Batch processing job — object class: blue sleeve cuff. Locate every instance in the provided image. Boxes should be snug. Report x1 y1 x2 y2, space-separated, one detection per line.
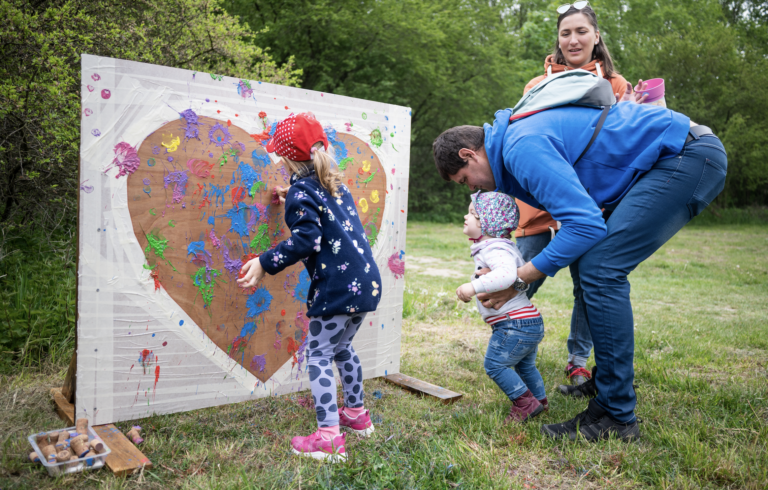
531 253 559 278
259 250 283 275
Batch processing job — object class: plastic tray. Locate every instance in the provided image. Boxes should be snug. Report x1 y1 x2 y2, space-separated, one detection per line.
28 426 111 476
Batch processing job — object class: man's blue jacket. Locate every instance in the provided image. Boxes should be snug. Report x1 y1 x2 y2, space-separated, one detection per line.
485 103 690 276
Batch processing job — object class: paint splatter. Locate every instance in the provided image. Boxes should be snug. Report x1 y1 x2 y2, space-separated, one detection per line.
187 158 214 178
251 149 271 168
92 73 101 81
324 127 348 160
145 232 169 259
236 162 263 195
179 109 200 140
191 266 222 306
101 89 111 99
84 108 93 116
294 270 311 303
80 180 94 193
87 85 94 92
209 122 233 148
228 335 248 357
209 229 221 249
246 286 273 317
162 134 181 152
150 269 162 291
250 223 271 253
237 80 253 98
138 349 155 374
388 250 405 279
91 129 101 137
250 354 266 372
103 142 141 178
163 170 189 203
222 247 243 274
370 129 383 148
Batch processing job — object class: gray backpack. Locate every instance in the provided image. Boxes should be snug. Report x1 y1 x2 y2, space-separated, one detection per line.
510 69 616 163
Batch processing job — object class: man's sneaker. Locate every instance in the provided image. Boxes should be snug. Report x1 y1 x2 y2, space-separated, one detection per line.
558 366 598 398
541 399 640 442
505 389 545 424
339 407 375 437
565 363 592 385
290 431 347 462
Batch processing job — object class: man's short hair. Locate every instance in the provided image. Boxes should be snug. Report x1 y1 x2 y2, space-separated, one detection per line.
433 125 485 181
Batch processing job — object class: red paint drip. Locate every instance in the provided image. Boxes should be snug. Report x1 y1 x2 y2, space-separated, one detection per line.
153 365 160 392
150 270 161 291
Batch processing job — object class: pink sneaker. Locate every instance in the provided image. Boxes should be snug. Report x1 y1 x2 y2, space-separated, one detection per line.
339 407 376 437
290 431 347 462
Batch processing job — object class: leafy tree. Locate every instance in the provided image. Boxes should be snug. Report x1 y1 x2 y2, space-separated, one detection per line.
0 0 301 239
224 0 546 220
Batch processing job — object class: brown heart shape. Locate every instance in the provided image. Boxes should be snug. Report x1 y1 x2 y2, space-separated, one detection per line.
126 114 386 382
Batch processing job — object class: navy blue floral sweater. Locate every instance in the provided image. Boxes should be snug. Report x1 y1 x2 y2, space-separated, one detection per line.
259 171 382 317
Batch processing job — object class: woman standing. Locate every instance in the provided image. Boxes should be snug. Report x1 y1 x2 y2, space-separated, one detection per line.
514 2 647 392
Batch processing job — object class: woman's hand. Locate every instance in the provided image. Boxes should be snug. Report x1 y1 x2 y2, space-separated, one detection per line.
616 80 649 104
274 185 290 204
456 283 476 303
237 257 266 288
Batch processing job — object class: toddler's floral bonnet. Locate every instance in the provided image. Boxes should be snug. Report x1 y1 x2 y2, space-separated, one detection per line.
470 191 519 239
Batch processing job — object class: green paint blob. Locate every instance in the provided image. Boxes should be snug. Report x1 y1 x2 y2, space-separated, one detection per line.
338 157 354 171
149 208 156 216
249 180 265 197
362 112 368 120
147 158 156 167
168 220 176 228
250 223 271 253
142 263 157 270
362 170 378 185
191 266 223 307
370 129 383 148
145 232 169 260
366 207 381 247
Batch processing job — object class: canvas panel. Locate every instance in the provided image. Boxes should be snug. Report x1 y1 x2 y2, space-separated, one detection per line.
77 55 410 425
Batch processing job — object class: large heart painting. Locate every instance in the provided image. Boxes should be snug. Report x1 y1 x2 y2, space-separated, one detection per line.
125 114 386 382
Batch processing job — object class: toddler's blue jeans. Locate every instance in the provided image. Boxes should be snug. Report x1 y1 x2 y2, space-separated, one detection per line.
483 317 546 401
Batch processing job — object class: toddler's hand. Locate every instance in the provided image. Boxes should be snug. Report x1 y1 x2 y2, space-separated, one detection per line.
456 283 476 303
237 257 266 288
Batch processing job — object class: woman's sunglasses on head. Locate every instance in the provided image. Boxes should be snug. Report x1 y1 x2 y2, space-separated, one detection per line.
557 1 589 14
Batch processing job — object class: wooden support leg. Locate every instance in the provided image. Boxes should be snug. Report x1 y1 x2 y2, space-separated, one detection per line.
61 350 77 403
384 373 463 404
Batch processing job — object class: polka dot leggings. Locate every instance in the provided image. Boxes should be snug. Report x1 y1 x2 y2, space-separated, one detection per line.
306 313 367 427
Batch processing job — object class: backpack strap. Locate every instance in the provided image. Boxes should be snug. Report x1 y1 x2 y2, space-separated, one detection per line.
574 105 610 166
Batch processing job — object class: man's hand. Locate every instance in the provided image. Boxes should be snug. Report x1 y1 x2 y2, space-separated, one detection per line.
474 262 546 309
616 80 649 104
237 257 266 288
456 283 475 303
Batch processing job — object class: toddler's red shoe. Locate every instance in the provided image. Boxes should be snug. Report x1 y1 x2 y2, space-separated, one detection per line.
505 389 544 424
290 430 347 462
339 407 375 437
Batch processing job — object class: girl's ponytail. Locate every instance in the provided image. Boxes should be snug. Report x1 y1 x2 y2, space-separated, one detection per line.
310 145 343 197
281 143 344 197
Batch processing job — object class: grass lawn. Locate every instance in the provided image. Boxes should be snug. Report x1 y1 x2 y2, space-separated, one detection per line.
1 222 766 489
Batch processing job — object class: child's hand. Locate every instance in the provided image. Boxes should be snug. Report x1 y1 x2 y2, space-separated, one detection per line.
456 283 476 303
274 185 290 203
237 257 266 288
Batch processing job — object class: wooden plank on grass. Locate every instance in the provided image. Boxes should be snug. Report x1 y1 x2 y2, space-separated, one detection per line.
93 424 153 476
50 387 75 425
384 373 463 404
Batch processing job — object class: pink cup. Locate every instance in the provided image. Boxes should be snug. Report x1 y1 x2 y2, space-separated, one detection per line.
641 78 665 103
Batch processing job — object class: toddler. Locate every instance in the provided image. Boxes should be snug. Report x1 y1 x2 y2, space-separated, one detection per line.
456 191 548 423
239 113 381 462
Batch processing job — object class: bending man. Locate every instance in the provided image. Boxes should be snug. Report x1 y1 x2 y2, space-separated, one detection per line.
433 102 726 441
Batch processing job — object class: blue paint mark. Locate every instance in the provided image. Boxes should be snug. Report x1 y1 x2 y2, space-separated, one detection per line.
325 127 348 160
187 241 208 257
236 162 262 191
246 286 273 317
224 205 250 237
251 149 271 168
294 270 311 303
208 183 229 207
179 320 184 326
240 321 257 338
